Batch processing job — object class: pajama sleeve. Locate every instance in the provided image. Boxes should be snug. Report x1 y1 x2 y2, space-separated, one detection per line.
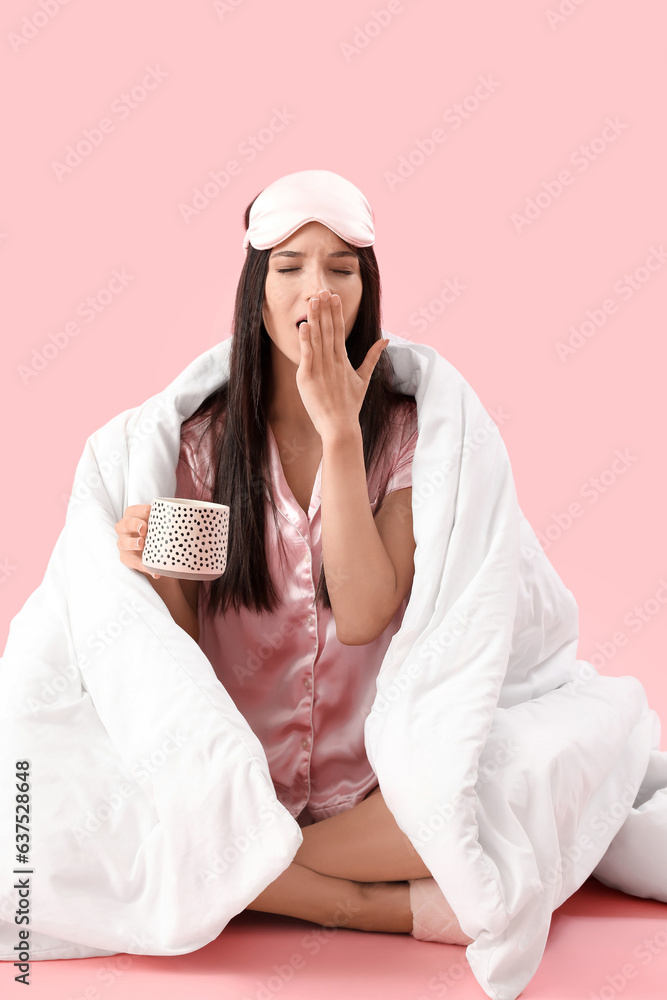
384 400 419 497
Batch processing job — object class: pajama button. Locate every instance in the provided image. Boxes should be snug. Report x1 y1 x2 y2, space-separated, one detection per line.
304 677 312 690
307 615 314 626
301 737 310 750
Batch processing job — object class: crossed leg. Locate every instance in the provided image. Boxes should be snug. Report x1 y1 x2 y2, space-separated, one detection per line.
293 784 432 882
245 785 432 932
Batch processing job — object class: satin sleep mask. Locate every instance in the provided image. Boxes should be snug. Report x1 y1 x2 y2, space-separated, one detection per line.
243 169 375 252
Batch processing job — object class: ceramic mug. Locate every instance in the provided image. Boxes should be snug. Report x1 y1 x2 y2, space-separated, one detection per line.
141 497 229 581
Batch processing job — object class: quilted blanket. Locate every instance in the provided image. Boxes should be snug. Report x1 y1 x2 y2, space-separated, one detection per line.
1 332 665 1000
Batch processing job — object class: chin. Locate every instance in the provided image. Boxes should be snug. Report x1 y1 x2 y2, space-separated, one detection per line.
276 338 302 367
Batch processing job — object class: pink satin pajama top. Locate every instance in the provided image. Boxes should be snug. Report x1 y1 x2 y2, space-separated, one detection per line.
175 398 419 826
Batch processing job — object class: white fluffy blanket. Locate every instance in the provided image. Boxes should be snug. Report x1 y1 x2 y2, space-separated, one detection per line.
1 333 665 1000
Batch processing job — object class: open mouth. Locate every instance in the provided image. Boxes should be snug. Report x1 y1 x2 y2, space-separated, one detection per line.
295 316 307 329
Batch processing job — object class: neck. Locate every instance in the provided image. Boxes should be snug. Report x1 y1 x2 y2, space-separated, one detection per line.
266 341 318 434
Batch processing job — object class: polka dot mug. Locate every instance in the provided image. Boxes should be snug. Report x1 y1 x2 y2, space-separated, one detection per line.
141 497 229 581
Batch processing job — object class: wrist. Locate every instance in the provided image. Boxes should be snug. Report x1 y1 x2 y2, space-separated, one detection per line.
147 574 199 642
320 422 362 450
148 573 182 596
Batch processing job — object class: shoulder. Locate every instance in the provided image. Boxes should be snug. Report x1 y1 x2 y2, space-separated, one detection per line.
387 396 418 446
180 406 223 454
177 408 225 501
367 396 418 498
177 409 223 496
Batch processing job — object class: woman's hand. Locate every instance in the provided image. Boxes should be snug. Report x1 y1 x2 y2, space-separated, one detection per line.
114 504 161 579
295 289 388 440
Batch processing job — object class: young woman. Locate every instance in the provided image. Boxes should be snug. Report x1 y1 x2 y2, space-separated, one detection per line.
114 170 471 944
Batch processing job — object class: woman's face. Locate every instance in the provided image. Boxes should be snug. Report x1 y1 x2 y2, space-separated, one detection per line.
261 221 363 367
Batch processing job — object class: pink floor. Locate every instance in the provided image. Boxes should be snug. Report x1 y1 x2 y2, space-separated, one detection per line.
5 878 667 1000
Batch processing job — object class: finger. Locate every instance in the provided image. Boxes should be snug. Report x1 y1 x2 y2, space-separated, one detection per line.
298 321 312 375
115 514 149 538
117 539 160 578
124 504 152 518
133 555 160 580
356 340 388 383
307 295 322 369
116 506 151 532
330 293 345 357
117 532 146 552
318 292 335 359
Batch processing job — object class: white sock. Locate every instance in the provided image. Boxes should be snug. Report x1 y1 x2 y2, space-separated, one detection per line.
408 877 473 945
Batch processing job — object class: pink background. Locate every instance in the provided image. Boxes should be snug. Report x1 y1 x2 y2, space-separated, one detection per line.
2 5 666 713
2 0 665 726
1 3 667 998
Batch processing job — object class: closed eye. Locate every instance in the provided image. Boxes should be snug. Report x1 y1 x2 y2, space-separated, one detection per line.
276 268 354 275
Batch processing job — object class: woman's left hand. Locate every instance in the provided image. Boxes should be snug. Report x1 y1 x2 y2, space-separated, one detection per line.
295 289 388 440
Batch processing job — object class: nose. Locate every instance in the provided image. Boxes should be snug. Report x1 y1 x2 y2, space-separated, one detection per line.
305 264 332 300
306 285 331 307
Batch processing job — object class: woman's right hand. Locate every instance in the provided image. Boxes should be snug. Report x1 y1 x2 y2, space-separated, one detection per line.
115 504 161 579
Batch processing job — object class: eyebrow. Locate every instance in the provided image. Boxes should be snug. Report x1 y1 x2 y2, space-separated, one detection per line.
269 249 359 259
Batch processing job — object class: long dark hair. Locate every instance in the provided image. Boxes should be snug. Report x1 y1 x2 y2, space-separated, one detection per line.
186 195 415 619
